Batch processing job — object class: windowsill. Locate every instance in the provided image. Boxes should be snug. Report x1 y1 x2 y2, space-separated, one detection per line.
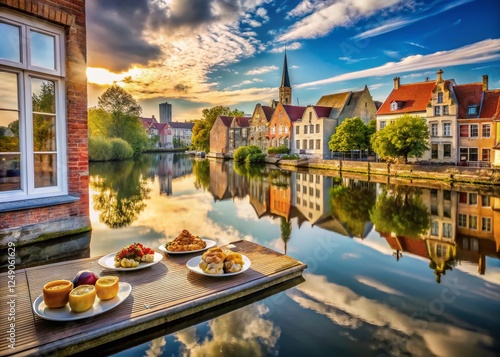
0 195 80 213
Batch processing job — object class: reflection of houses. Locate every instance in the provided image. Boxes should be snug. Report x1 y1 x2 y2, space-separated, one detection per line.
249 173 270 218
208 160 231 201
293 172 333 225
1 1 91 245
422 188 456 241
155 154 193 196
269 171 292 220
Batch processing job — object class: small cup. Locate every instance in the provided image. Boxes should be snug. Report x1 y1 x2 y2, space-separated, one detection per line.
42 280 74 308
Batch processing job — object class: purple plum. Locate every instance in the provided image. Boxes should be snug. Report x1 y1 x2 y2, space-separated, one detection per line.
72 270 99 287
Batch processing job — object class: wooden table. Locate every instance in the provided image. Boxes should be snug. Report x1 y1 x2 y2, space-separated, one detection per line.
0 240 307 356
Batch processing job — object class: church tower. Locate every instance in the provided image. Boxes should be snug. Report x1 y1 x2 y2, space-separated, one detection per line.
279 51 292 105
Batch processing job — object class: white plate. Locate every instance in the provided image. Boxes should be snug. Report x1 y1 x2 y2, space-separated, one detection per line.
33 282 132 321
186 254 251 277
98 251 163 271
159 239 217 255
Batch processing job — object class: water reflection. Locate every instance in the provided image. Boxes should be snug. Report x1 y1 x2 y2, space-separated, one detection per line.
86 153 500 356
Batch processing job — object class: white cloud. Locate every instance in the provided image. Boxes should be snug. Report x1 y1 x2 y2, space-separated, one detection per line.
245 65 279 75
270 42 302 53
339 56 377 64
297 39 500 89
406 41 425 49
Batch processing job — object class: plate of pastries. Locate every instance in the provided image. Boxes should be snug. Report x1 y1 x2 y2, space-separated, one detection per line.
186 247 251 277
160 229 216 254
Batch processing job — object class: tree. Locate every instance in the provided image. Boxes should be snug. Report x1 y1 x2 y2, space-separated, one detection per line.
328 117 369 152
93 85 148 154
371 114 429 163
191 105 244 152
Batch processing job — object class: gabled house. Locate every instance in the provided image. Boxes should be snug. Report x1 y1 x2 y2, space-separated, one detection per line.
267 103 306 150
248 104 274 152
455 76 499 167
168 121 194 148
140 116 168 147
210 115 234 156
1 1 90 246
229 116 250 153
377 75 438 162
292 105 335 159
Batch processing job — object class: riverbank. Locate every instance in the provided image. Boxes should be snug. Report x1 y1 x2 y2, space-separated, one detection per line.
272 158 500 186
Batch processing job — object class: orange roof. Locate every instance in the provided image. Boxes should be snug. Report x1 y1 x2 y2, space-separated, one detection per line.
377 81 435 115
480 90 500 119
454 83 483 118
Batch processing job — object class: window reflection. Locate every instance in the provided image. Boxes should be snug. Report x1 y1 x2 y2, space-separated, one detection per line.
30 30 55 70
0 154 21 191
34 153 57 188
0 22 20 62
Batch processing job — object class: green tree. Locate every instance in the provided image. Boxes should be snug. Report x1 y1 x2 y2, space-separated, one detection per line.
328 117 369 152
371 114 429 163
95 85 148 154
366 119 376 150
88 107 111 138
191 105 244 152
369 185 430 238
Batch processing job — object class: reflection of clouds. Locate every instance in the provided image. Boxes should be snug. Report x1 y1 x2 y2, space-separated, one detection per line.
144 337 166 357
341 252 360 259
174 304 280 357
355 276 405 296
454 262 500 287
233 197 260 221
289 273 496 357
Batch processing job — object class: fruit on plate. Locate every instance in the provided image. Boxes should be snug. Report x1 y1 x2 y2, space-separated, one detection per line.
199 248 226 274
72 270 99 287
42 280 74 308
114 242 155 268
224 252 245 273
167 229 207 252
95 276 120 300
69 285 97 312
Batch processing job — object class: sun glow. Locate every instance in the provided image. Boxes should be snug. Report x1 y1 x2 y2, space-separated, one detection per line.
86 67 144 86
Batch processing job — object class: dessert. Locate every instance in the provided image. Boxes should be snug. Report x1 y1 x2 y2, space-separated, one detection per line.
198 248 226 274
43 280 73 308
69 285 96 312
224 252 244 273
95 276 120 300
114 242 155 268
167 229 207 252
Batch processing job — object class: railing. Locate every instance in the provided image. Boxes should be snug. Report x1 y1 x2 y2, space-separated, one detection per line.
462 161 491 168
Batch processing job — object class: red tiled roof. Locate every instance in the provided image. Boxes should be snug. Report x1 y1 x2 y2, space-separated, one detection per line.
218 115 234 127
283 105 306 122
398 236 428 259
234 116 250 127
453 83 483 118
314 106 333 118
480 90 500 119
377 81 435 115
262 106 274 121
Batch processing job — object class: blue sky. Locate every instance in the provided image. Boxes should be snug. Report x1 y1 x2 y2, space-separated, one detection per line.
86 0 500 121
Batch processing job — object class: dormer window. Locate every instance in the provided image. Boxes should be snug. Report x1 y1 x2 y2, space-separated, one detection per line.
437 92 443 103
390 101 398 111
467 105 478 116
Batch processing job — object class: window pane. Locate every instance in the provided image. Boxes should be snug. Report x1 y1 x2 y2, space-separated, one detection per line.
30 30 56 70
0 154 21 191
32 78 55 113
0 71 20 153
0 22 21 62
33 114 56 151
34 153 57 187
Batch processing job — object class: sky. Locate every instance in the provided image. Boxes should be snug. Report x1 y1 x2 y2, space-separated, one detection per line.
85 0 500 122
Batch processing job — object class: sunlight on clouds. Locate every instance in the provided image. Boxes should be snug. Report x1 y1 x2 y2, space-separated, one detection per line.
289 273 496 357
86 67 145 86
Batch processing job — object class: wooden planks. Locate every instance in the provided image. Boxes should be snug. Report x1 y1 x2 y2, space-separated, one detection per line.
0 240 307 356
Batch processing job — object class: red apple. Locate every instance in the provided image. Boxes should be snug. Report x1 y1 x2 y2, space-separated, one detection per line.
72 270 99 287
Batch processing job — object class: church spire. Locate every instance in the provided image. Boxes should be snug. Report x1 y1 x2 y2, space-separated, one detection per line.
279 51 292 105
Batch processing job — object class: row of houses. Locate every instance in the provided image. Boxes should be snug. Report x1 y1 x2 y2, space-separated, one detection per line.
140 115 194 149
208 54 500 167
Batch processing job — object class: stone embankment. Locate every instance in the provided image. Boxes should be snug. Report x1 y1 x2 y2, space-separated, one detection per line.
274 158 500 188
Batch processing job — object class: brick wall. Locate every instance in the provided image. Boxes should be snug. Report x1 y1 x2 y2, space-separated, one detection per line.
0 0 89 233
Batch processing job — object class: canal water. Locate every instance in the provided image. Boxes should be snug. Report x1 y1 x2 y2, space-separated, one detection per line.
85 153 500 357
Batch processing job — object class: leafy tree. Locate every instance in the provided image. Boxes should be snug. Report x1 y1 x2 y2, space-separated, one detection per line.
366 119 376 150
94 85 148 154
88 107 111 138
191 105 244 152
329 117 369 152
369 185 430 238
371 114 429 163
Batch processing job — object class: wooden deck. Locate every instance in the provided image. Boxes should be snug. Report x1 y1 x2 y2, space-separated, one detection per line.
0 240 307 356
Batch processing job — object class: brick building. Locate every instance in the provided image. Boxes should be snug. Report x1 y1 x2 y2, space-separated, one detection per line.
0 1 90 248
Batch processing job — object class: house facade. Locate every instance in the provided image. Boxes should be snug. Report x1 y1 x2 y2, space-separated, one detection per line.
209 115 234 155
0 1 90 246
248 104 274 152
168 121 194 148
228 116 250 153
267 103 306 150
292 105 334 159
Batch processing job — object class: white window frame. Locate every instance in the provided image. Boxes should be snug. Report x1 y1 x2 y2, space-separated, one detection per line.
0 11 67 203
443 122 451 136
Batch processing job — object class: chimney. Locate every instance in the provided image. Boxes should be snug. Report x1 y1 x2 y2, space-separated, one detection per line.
436 69 443 83
393 76 400 89
482 75 488 91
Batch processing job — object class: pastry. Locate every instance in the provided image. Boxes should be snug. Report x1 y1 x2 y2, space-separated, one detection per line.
224 252 244 273
198 248 226 274
167 229 207 252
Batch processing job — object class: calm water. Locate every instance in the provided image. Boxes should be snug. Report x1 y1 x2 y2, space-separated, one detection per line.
86 153 500 357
